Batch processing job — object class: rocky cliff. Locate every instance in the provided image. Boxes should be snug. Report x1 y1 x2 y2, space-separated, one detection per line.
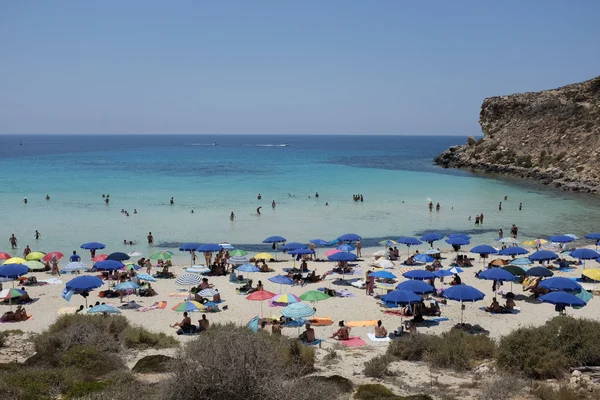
435 76 600 193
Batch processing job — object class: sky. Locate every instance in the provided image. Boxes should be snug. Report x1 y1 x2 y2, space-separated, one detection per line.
1 1 599 135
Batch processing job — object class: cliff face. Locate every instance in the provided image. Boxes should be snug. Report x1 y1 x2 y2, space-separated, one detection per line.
435 76 600 193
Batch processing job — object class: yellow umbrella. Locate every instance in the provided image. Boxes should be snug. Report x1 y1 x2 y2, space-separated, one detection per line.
5 257 26 264
254 252 274 260
582 269 600 281
523 239 548 246
26 252 45 261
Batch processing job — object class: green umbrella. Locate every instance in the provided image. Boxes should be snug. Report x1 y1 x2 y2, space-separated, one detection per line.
24 260 46 271
229 249 248 257
149 252 172 260
502 265 527 276
299 290 330 302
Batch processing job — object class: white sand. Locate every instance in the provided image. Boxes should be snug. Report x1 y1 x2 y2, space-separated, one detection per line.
1 245 597 345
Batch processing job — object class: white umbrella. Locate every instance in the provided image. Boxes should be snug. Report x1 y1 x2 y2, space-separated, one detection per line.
63 262 91 272
197 288 219 297
219 243 234 250
425 249 441 255
175 273 202 286
498 237 520 245
228 256 249 265
375 259 394 269
186 265 210 274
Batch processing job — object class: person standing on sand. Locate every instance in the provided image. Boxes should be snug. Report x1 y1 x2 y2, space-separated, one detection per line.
34 230 40 240
356 239 362 257
147 232 154 245
230 212 235 221
9 234 17 249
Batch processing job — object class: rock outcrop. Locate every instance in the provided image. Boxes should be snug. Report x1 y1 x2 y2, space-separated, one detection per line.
435 76 600 193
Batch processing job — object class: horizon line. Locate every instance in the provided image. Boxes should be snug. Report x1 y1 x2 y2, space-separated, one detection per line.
0 132 480 136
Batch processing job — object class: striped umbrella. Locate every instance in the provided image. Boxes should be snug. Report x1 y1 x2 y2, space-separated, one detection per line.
186 265 210 274
0 288 26 311
229 249 248 257
136 273 156 282
172 301 204 313
63 262 90 272
197 288 219 297
272 293 301 304
175 273 202 286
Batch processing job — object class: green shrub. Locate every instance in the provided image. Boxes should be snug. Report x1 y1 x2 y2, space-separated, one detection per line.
64 380 110 399
387 333 435 361
311 375 353 393
0 331 8 347
123 326 178 349
355 384 399 399
363 354 395 378
532 383 589 400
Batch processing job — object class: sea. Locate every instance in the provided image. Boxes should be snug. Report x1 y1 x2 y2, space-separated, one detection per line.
1 134 599 262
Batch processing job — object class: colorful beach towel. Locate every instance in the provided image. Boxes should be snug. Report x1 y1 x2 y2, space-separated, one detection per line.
339 337 367 347
308 317 333 326
137 301 167 312
347 320 378 327
169 293 191 298
367 333 391 342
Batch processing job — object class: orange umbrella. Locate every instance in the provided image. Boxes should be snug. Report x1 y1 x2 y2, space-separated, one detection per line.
92 254 108 262
0 252 10 260
246 290 276 317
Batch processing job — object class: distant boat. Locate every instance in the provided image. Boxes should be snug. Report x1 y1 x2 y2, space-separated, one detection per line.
20 141 22 146
283 143 289 147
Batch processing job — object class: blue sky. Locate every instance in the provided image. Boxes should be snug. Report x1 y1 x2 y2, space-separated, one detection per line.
1 1 598 135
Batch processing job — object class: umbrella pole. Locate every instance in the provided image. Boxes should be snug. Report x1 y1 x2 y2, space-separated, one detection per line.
460 301 464 324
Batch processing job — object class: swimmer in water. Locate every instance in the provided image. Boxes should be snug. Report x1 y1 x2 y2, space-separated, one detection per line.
257 193 262 200
23 197 28 204
170 197 174 205
230 212 236 221
134 209 137 214
35 230 40 240
272 200 276 208
105 197 109 204
325 202 329 206
315 192 319 198
257 206 262 215
45 194 50 200
191 210 194 213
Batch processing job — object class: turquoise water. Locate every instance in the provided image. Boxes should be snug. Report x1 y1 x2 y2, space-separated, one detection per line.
1 134 599 260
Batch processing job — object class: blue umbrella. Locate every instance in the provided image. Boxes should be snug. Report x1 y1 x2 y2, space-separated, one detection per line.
269 275 294 285
106 252 130 261
179 242 202 251
445 237 470 246
263 236 287 243
529 250 558 262
337 233 362 242
136 273 156 282
246 316 259 332
66 276 103 291
539 291 586 308
539 277 582 292
63 262 90 272
449 234 471 241
477 268 516 282
585 233 600 240
498 247 529 256
397 237 423 246
281 302 315 319
94 260 125 271
196 243 222 252
288 248 315 258
382 290 422 305
570 248 600 260
510 257 533 266
395 280 434 294
115 281 141 291
282 242 306 251
470 245 499 255
237 263 261 273
402 270 436 280
434 269 454 278
336 244 355 252
414 254 435 263
0 264 30 279
327 252 357 262
420 233 444 243
88 304 121 314
443 284 485 323
370 270 397 279
80 242 106 250
548 235 575 243
525 266 554 277
309 239 328 245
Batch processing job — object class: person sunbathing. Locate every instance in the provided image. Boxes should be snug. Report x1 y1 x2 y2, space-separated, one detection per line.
199 278 212 290
405 256 415 265
450 274 461 286
485 297 503 313
171 312 195 335
424 301 441 316
198 314 210 332
504 297 516 311
299 323 316 342
432 259 442 268
330 321 351 340
374 320 388 338
15 305 27 321
271 320 282 335
238 280 254 293
260 261 269 272
463 257 473 267
139 283 156 297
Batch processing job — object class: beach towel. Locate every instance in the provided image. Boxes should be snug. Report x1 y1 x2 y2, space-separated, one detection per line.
302 339 323 346
308 317 333 326
368 333 391 342
169 293 191 298
480 306 521 314
339 337 367 347
383 310 408 316
40 278 63 285
429 317 450 322
137 301 167 312
347 320 378 327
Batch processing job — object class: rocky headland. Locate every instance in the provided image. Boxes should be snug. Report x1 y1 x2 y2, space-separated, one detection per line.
435 76 600 193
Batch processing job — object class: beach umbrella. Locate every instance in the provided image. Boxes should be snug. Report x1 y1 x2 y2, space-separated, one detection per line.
510 257 533 266
402 270 436 281
414 254 435 263
425 249 441 255
229 249 248 257
525 266 554 277
327 252 357 262
0 252 10 260
136 273 156 282
445 237 470 246
498 237 521 245
219 243 234 250
434 269 454 278
300 290 330 302
539 292 586 309
324 249 341 257
382 290 422 305
121 263 141 272
449 267 463 274
478 268 516 282
81 242 105 250
268 275 294 292
88 304 121 314
336 244 355 252
281 302 315 319
498 247 529 256
172 301 204 313
107 252 130 261
246 316 259 332
0 288 26 300
228 256 249 265
375 259 394 269
66 276 103 291
379 239 398 246
310 239 329 245
24 261 45 271
186 265 210 274
115 281 140 291
548 235 575 243
529 250 558 262
397 237 423 246
585 233 600 240
395 280 434 294
247 290 276 317
337 233 361 242
63 262 91 272
197 288 219 297
288 248 315 256
25 252 45 261
420 233 444 245
443 284 485 323
370 270 397 279
149 251 172 260
282 242 306 251
583 269 600 281
263 236 287 243
0 264 30 283
127 251 143 257
175 273 202 286
470 245 499 255
196 243 223 252
489 259 509 267
42 252 64 262
272 293 301 304
540 277 582 292
254 252 274 260
502 265 527 276
92 254 108 262
237 263 261 273
94 260 125 271
4 257 26 264
179 242 201 251
570 248 600 260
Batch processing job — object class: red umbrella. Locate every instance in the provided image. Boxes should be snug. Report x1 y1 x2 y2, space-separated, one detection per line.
42 252 64 262
246 290 276 317
0 252 11 260
92 254 108 262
